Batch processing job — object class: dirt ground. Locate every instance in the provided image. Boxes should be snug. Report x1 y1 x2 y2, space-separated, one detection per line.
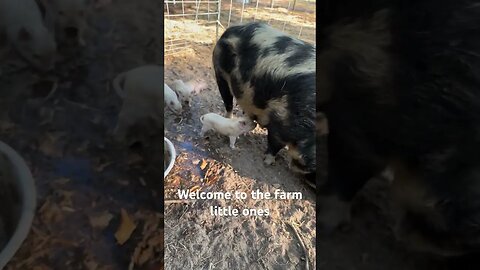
1 0 163 269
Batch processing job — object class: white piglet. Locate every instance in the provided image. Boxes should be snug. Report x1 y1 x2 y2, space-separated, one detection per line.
172 79 207 105
112 65 166 141
200 113 256 149
164 83 182 114
0 0 57 70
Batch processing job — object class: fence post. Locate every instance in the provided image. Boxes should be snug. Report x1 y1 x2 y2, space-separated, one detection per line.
228 0 233 27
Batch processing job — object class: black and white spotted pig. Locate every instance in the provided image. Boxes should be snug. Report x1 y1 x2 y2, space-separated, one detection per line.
212 22 316 183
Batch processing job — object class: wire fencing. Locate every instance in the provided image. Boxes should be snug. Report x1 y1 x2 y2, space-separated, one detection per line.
164 0 316 56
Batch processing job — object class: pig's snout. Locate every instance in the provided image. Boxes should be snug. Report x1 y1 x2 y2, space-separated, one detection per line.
171 103 183 114
64 27 79 39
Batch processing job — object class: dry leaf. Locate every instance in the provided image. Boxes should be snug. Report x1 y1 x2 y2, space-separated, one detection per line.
38 132 65 158
190 185 201 193
200 159 207 170
115 209 137 245
89 211 114 229
39 198 63 224
130 212 163 268
169 174 181 187
58 190 74 208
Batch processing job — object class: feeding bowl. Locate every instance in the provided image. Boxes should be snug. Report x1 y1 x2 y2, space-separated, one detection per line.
164 137 176 179
0 141 36 269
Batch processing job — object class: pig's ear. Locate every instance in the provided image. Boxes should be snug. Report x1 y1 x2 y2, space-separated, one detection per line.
17 28 32 42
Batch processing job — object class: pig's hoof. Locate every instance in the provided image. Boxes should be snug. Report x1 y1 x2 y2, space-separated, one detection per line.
263 154 276 165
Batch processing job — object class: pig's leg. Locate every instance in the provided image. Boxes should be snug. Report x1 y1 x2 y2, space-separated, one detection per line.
229 136 237 149
200 124 209 137
264 130 285 165
215 71 234 118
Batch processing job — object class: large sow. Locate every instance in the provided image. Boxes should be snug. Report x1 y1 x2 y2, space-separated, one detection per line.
212 22 316 183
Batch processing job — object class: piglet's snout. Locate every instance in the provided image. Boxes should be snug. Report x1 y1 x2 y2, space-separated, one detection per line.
237 118 256 134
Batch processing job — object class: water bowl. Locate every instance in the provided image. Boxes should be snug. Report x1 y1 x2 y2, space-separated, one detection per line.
164 137 176 179
0 141 36 269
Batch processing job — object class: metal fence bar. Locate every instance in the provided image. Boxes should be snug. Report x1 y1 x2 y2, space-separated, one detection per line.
227 0 233 27
164 0 316 56
167 12 219 17
195 0 201 21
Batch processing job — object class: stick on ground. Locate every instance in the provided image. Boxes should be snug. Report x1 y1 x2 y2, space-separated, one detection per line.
286 221 310 270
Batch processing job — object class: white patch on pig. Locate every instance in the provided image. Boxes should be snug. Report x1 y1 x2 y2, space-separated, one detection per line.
199 113 256 149
112 65 165 141
251 26 315 80
0 0 57 70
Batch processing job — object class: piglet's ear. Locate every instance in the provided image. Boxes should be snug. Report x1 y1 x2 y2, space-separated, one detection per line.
17 27 31 42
